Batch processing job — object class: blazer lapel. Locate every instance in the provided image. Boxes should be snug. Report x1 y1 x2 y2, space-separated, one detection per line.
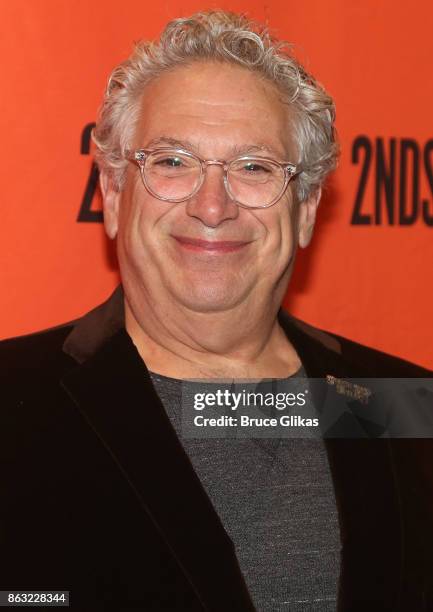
61 327 255 611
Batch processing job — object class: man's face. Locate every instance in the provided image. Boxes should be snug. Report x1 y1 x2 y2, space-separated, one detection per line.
103 62 319 315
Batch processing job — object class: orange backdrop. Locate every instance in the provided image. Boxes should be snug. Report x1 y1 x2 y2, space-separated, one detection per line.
1 0 432 368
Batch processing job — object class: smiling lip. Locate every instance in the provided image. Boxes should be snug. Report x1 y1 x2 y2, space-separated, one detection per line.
172 235 251 253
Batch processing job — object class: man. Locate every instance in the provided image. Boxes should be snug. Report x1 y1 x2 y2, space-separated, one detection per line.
1 10 432 612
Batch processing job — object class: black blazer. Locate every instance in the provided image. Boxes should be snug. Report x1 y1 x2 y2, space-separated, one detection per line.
1 287 432 611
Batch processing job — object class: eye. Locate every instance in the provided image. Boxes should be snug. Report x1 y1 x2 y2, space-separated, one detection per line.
229 158 279 186
155 156 184 168
149 152 197 173
242 162 271 174
230 159 275 176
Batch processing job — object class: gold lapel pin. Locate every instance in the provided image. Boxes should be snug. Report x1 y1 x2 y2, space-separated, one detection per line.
326 375 372 405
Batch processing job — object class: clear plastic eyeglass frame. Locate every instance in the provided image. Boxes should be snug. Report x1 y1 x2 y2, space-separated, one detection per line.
124 147 299 209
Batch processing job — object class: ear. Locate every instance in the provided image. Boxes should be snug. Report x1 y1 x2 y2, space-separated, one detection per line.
99 171 121 239
297 187 322 248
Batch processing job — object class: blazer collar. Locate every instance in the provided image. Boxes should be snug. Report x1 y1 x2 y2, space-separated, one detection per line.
62 285 345 376
62 285 125 365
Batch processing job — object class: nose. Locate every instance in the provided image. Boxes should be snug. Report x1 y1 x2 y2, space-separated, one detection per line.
185 164 239 227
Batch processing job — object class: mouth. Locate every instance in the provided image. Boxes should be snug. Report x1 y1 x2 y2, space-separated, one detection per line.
172 235 252 253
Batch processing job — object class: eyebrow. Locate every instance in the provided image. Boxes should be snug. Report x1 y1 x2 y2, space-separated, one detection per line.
143 136 286 159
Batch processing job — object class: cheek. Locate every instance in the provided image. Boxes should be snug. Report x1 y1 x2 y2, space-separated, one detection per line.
118 177 140 228
119 177 154 237
117 187 150 262
258 200 297 264
119 193 182 272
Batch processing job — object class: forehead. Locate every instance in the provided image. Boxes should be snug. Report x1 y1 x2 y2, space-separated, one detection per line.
133 61 294 158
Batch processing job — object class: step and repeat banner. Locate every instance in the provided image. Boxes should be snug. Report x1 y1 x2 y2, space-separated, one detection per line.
1 0 432 368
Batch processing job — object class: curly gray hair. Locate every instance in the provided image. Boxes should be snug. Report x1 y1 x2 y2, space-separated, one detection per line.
92 10 338 202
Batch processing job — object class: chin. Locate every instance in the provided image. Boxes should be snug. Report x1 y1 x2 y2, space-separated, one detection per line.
171 282 248 313
163 266 253 312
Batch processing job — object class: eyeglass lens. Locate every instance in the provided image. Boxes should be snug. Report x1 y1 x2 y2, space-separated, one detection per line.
143 150 286 207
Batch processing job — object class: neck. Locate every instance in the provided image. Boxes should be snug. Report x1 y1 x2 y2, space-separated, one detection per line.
124 290 300 380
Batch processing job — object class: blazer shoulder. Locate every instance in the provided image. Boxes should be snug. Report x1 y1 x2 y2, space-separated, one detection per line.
285 313 432 377
0 322 77 389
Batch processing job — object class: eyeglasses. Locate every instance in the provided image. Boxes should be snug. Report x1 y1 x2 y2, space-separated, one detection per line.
125 147 299 209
